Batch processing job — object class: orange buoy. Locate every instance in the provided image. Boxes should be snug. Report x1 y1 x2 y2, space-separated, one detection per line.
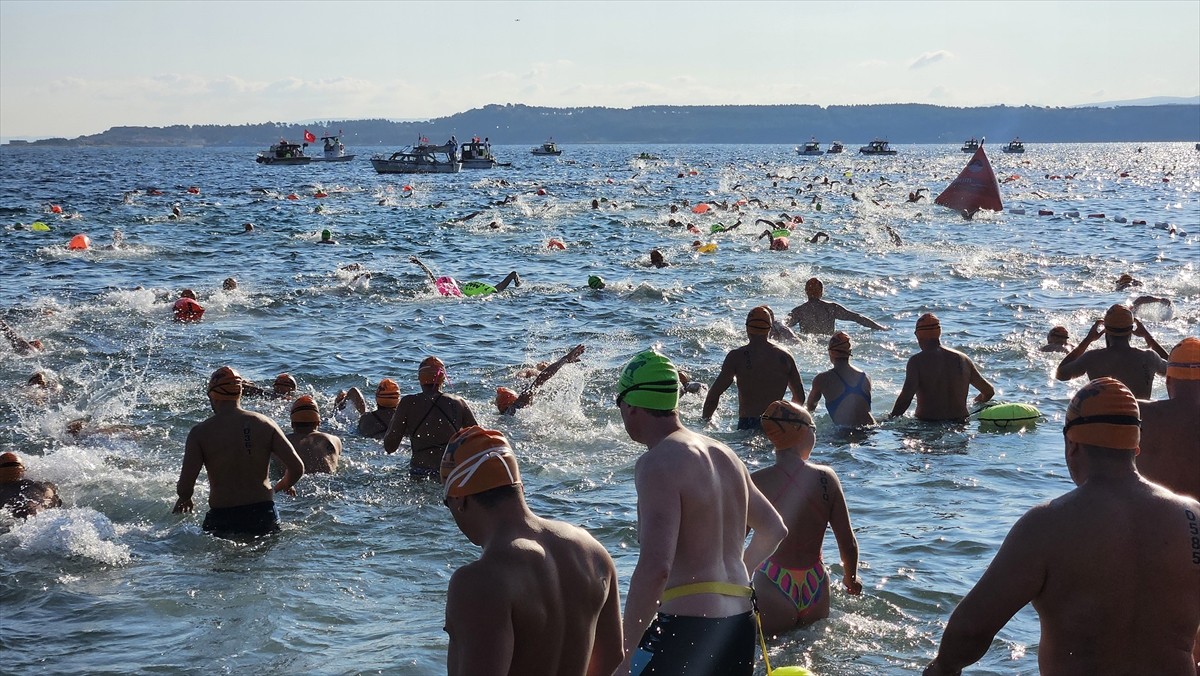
606 178 614 184
50 204 63 214
547 238 566 250
536 188 547 196
402 185 413 191
67 233 90 250
314 191 328 198
187 186 200 194
691 203 711 214
688 170 699 176
172 297 205 323
287 193 300 200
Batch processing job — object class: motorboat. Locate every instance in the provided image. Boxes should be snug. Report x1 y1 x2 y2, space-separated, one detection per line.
827 141 844 154
255 140 311 165
961 137 981 153
796 138 823 156
370 143 461 174
310 134 355 162
1002 138 1026 154
859 139 897 155
531 139 562 156
459 138 498 169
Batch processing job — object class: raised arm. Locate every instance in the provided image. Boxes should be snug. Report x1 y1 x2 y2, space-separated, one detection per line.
514 344 585 409
833 302 888 330
1133 320 1170 362
409 256 436 283
1056 321 1103 381
335 387 368 415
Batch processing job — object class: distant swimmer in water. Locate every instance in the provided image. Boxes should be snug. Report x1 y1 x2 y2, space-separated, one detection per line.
1131 295 1174 322
243 372 298 400
410 256 521 298
806 332 876 427
889 314 994 422
907 188 928 202
335 378 400 439
440 426 623 676
757 229 790 251
382 357 478 481
1136 337 1200 504
1054 304 1168 399
172 289 205 323
752 401 862 633
1040 325 1071 353
0 452 63 519
317 229 337 245
495 344 585 415
222 277 238 291
786 278 889 336
702 306 806 430
1115 273 1142 290
243 223 254 233
1 318 43 354
286 396 342 474
649 248 670 268
172 367 304 539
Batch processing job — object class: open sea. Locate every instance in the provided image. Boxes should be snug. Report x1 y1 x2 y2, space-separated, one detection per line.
0 141 1197 675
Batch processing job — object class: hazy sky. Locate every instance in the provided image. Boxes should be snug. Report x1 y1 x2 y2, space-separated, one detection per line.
2 0 1197 138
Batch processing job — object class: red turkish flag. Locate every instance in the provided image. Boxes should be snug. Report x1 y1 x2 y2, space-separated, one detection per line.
304 130 316 143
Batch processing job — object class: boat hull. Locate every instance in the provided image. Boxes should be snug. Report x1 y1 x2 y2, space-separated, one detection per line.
461 158 497 169
531 150 561 156
1002 148 1025 154
859 150 897 155
256 155 311 165
370 159 461 174
310 155 356 163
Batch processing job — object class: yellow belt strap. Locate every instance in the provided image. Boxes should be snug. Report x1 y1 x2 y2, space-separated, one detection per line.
661 582 753 603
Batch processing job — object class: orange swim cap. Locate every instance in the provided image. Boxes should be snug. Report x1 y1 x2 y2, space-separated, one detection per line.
441 426 522 498
418 357 446 386
1049 326 1069 339
207 366 243 401
290 395 321 424
0 451 25 483
1166 337 1200 381
274 373 297 392
1064 377 1140 450
746 306 773 336
760 400 814 451
495 386 518 413
915 313 941 338
1103 304 1134 336
805 277 823 299
828 332 852 357
376 378 400 407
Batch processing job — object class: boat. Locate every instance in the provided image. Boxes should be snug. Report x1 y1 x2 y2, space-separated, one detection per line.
827 141 844 154
796 138 823 156
310 134 355 163
531 139 562 156
961 137 981 153
635 152 661 161
859 139 897 155
255 140 311 165
1002 138 1026 154
370 143 461 174
934 144 1002 219
459 138 498 169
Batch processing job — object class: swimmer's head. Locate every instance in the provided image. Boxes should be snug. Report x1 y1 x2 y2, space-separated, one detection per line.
376 378 400 407
828 332 852 358
1166 337 1200 381
0 451 25 483
418 357 446 387
1048 326 1069 343
760 400 815 452
915 313 941 340
273 373 297 394
1064 377 1140 451
27 372 47 387
243 223 254 232
1103 304 1134 337
441 426 522 499
28 339 43 351
207 366 243 401
222 277 238 291
587 275 605 290
805 277 824 300
290 395 321 425
180 288 197 300
617 350 679 411
321 229 332 241
746 306 773 336
495 386 518 413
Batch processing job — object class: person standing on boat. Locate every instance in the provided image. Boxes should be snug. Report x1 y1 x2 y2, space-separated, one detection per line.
382 357 477 480
1054 303 1168 400
786 278 889 336
702 306 806 431
889 314 994 422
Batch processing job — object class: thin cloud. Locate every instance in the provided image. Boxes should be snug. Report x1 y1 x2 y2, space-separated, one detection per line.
910 51 954 70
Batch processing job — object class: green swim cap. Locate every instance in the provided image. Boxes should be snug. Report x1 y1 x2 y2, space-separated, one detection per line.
588 275 605 290
321 229 332 240
617 350 679 410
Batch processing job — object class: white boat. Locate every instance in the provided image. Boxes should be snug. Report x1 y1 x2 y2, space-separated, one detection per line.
961 137 981 153
531 139 561 156
826 141 844 154
796 138 823 156
859 139 897 155
255 140 311 165
1002 138 1026 154
370 143 461 174
459 139 498 169
310 134 356 163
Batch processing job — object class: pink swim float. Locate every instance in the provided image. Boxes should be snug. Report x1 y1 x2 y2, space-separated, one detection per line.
434 276 463 297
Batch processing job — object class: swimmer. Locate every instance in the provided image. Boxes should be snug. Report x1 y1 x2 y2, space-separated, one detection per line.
757 229 790 251
286 396 342 474
1132 295 1174 322
172 367 304 538
495 344 585 415
317 229 337 245
702 306 806 430
410 256 521 296
786 278 889 335
649 249 669 268
441 426 622 675
1115 273 1142 290
906 188 928 203
1055 304 1168 399
172 289 205 323
382 357 478 480
222 277 238 291
0 451 62 518
806 332 876 427
243 372 298 400
889 314 994 422
1040 326 1071 353
807 231 830 243
335 378 400 439
1136 337 1200 501
243 223 254 233
1 318 43 354
752 401 861 633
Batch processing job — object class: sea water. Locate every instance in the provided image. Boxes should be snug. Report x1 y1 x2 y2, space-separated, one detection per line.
0 142 1196 675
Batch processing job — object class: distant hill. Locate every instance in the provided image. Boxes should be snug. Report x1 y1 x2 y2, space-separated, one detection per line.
1076 96 1200 108
8 102 1199 147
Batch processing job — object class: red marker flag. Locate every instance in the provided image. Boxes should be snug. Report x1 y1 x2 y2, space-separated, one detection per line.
935 145 1002 219
304 130 316 143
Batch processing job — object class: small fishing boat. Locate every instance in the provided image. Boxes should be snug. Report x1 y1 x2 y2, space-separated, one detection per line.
531 139 562 156
961 137 981 153
255 140 311 165
635 152 661 161
459 138 498 169
796 138 823 156
1002 138 1026 154
859 139 897 155
370 143 461 174
310 134 355 163
826 141 844 154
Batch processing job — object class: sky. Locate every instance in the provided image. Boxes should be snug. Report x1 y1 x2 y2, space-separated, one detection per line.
1 0 1197 139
